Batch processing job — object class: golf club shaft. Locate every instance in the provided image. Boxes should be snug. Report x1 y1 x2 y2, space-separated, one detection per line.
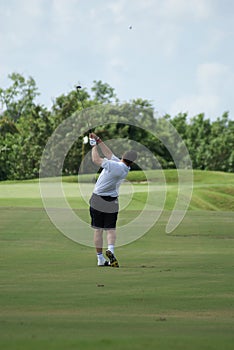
76 86 92 133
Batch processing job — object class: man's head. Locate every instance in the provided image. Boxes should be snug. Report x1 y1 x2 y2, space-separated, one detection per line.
122 150 138 166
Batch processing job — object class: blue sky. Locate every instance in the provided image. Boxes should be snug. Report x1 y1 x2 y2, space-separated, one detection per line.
0 0 234 119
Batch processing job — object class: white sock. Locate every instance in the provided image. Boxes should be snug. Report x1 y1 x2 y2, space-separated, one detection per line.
97 253 104 260
108 245 114 254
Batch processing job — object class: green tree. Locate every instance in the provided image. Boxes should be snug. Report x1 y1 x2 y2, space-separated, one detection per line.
0 72 53 180
170 113 188 140
91 80 118 104
1 72 233 180
2 105 53 180
205 112 234 172
0 117 19 135
186 114 211 170
0 72 39 122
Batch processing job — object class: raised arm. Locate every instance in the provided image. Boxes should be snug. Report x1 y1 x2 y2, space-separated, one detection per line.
91 145 104 167
90 133 113 160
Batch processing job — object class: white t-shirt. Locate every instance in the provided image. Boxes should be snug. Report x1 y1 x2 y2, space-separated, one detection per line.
93 154 130 197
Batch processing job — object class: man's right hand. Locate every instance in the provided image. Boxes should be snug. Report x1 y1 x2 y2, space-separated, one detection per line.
89 133 102 145
89 138 97 147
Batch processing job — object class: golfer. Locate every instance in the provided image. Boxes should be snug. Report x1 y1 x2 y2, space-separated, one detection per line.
89 133 137 267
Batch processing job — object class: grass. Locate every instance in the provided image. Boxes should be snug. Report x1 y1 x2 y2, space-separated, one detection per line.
0 170 234 350
0 170 233 211
66 169 234 184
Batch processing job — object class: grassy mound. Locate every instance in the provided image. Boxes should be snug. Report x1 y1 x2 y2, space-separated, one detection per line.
67 169 234 184
0 170 233 211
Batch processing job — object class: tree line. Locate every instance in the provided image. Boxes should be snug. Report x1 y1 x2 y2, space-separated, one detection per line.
0 73 233 180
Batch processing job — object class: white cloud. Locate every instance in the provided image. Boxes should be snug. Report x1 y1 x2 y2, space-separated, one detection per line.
107 0 127 23
107 0 213 22
106 58 128 88
51 0 80 24
159 0 213 21
197 62 230 94
21 0 45 17
0 0 50 51
170 94 220 118
0 0 233 120
170 62 234 117
201 27 228 56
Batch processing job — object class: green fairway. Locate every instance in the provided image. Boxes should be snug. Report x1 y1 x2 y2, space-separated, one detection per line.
0 170 234 350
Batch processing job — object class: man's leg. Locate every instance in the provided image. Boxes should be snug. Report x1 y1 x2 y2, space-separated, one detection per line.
106 229 119 267
94 229 109 266
106 229 116 254
94 228 103 254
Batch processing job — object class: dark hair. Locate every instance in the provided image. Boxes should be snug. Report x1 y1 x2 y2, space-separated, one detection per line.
122 150 137 165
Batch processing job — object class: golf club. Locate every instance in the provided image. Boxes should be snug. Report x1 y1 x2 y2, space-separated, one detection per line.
76 85 92 133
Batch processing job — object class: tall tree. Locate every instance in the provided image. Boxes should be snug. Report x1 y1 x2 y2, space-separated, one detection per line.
186 114 211 170
91 80 118 104
206 112 234 172
0 72 39 122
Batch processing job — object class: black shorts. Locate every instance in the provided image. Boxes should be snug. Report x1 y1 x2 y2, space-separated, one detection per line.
89 193 119 230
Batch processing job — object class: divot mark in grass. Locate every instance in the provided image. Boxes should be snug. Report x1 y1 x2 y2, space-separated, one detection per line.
157 317 167 322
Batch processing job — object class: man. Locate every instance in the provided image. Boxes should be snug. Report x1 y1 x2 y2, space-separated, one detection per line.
89 132 137 267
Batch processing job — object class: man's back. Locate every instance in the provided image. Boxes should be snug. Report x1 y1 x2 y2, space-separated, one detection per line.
93 155 129 197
